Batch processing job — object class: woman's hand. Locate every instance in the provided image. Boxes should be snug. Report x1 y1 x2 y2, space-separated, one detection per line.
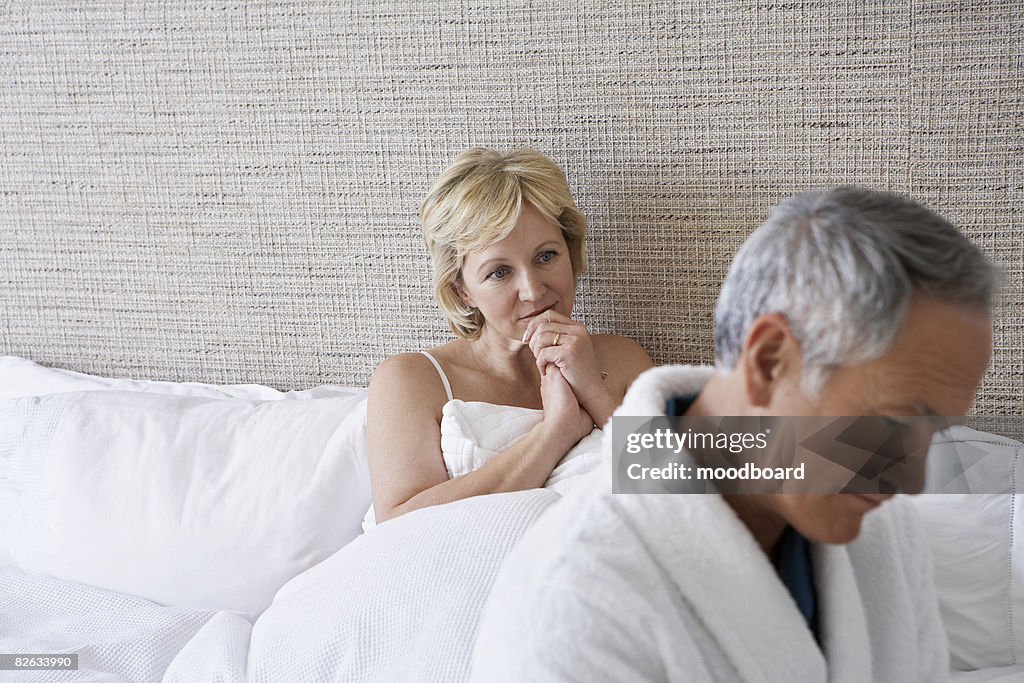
539 363 595 449
524 311 615 420
524 310 601 388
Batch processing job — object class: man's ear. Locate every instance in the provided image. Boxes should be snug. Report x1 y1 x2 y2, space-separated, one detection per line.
740 313 801 407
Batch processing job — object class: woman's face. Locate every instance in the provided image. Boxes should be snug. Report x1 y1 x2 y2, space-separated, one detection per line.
458 202 576 342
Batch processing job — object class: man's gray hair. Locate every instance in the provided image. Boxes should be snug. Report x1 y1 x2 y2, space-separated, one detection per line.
714 186 997 394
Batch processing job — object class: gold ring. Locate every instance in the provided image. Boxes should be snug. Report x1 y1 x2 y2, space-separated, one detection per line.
552 332 561 346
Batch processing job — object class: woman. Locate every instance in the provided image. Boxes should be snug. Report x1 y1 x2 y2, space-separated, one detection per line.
367 148 653 524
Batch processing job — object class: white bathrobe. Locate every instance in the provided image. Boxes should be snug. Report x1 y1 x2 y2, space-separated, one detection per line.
470 365 949 683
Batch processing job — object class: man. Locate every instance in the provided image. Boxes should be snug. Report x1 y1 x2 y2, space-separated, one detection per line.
469 187 995 682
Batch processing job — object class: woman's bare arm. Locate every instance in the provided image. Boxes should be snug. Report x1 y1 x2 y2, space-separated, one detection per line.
366 354 590 524
562 335 655 428
593 335 655 417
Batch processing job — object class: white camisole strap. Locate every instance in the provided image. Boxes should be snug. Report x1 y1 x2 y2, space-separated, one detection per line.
419 350 454 403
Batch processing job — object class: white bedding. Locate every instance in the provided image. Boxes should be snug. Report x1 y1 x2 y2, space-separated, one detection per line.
951 667 1024 682
2 358 1021 682
2 390 371 619
0 489 560 682
0 569 250 682
5 486 1024 682
249 489 560 682
0 358 574 682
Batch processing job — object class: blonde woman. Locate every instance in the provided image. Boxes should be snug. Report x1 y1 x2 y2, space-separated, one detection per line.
367 148 653 524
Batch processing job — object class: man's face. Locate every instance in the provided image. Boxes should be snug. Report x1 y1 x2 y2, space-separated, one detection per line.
766 297 992 544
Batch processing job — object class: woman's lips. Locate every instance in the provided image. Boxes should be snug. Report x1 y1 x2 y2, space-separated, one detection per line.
519 303 556 320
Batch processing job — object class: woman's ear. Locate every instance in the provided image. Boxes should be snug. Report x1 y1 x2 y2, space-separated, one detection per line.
740 313 801 408
455 279 475 309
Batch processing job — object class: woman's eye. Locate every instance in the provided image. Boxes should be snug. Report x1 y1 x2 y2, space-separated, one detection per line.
537 250 557 263
487 267 509 281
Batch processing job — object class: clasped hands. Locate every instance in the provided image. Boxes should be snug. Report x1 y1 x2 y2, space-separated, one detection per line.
522 311 611 443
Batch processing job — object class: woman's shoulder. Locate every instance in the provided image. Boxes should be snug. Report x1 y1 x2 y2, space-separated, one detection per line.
373 339 461 373
591 335 655 392
416 339 466 365
372 351 432 377
591 334 651 362
369 350 451 411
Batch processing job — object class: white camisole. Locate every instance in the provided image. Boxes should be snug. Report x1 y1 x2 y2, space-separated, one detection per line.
361 350 604 532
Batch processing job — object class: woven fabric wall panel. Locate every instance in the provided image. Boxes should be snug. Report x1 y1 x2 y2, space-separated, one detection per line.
0 1 1020 419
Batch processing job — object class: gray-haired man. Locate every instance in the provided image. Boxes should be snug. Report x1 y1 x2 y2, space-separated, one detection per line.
471 187 995 682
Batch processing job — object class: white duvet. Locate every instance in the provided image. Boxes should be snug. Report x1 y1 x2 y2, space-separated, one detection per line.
250 489 559 682
0 488 561 682
0 569 250 682
6 480 1024 682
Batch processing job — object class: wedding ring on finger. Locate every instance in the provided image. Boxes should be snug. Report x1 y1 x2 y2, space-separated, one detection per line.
552 332 561 346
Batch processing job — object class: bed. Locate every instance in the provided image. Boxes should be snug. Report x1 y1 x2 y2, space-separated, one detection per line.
1 2 1022 681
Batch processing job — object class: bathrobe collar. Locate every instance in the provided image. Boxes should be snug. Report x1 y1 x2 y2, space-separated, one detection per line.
614 365 874 683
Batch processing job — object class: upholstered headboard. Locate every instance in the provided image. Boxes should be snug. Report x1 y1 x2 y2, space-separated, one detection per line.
1 3 1020 419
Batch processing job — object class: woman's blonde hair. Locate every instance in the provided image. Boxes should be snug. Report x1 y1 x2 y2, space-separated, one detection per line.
421 147 588 339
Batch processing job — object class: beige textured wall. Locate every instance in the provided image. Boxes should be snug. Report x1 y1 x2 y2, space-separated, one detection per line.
0 1 1020 418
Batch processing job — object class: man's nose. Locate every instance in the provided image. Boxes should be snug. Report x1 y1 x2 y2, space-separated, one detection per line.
879 421 933 495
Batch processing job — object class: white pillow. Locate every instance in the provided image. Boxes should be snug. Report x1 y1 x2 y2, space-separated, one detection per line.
0 355 355 400
4 389 370 619
911 425 1024 670
0 356 366 572
0 394 70 571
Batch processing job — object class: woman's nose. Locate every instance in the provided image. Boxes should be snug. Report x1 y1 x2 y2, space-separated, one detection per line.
518 270 546 301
